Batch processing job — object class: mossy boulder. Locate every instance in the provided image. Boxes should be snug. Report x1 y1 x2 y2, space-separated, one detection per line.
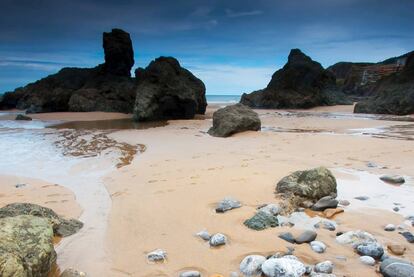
0 215 56 276
276 167 337 201
0 203 83 237
244 211 278 230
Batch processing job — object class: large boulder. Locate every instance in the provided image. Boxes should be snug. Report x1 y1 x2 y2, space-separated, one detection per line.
276 167 337 201
102 28 134 77
133 57 207 121
0 215 56 276
354 52 414 115
0 203 83 237
0 29 136 113
240 49 350 109
208 103 261 137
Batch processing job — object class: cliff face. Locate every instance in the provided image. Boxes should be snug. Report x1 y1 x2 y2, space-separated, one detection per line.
354 52 414 115
240 49 350 109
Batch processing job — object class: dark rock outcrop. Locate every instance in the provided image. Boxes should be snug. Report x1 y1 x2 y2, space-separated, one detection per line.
240 49 351 109
133 57 207 121
0 29 136 113
102 29 134 77
208 103 261 137
354 52 414 115
15 114 32 121
0 203 83 237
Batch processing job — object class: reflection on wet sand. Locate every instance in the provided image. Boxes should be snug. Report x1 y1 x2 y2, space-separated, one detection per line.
52 118 168 130
53 129 146 168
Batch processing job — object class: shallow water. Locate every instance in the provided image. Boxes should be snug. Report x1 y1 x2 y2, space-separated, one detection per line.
52 118 168 130
335 168 414 218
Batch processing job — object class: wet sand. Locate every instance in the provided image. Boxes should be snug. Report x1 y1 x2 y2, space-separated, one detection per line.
0 104 413 276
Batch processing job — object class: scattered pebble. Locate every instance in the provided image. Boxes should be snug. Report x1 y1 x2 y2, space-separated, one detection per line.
356 242 384 260
196 230 211 241
295 230 317 244
258 203 282 216
380 175 405 184
261 257 306 277
311 196 339 211
384 224 396 231
360 256 375 266
323 208 344 219
209 233 227 247
239 255 266 276
387 244 406 255
367 162 377 168
147 249 167 262
180 271 201 277
399 231 414 243
215 197 241 213
279 232 296 244
314 261 334 274
336 230 376 247
314 220 336 231
338 200 350 206
393 207 400 212
380 258 414 277
15 183 26 188
354 196 369 201
310 241 327 253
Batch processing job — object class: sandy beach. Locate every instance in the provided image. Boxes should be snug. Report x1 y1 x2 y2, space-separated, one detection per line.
0 104 413 276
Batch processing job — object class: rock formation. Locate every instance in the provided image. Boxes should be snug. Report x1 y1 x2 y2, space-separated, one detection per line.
0 29 136 113
102 28 134 77
354 52 414 115
208 103 261 137
240 49 350 109
0 215 56 276
133 57 207 121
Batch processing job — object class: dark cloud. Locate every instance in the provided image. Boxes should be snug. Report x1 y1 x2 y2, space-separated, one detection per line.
0 0 413 93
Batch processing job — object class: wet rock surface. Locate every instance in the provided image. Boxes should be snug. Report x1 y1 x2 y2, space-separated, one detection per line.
241 49 350 109
133 57 206 121
208 104 261 137
0 203 83 237
0 215 56 276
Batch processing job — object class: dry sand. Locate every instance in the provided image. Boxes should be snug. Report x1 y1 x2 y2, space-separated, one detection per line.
1 104 413 277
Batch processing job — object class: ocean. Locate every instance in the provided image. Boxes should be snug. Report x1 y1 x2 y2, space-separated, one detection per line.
206 94 240 103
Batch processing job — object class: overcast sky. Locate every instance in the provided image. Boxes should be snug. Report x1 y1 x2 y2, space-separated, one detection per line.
1 0 413 94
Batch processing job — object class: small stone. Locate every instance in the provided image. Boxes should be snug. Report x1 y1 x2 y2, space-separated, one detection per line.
258 204 282 216
387 244 406 255
295 230 317 244
384 224 396 231
335 256 347 261
323 208 344 219
380 175 405 184
356 242 384 259
380 258 414 277
314 261 334 274
315 220 336 231
215 197 241 213
360 256 375 266
147 249 167 262
310 241 327 253
393 207 400 212
367 162 377 168
312 196 339 211
230 272 239 277
180 271 201 277
209 233 227 247
60 268 87 277
15 183 26 188
239 255 266 276
335 230 376 247
261 257 306 277
354 196 369 201
244 211 278 230
338 200 350 206
15 114 32 121
196 230 211 241
400 231 414 243
279 232 296 244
